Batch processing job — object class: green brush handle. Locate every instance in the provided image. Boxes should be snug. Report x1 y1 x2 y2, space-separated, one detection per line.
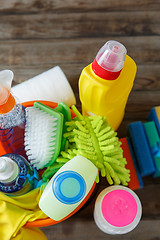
42 162 64 181
54 102 71 150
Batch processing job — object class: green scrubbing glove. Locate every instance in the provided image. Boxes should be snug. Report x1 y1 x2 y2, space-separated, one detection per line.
42 106 130 186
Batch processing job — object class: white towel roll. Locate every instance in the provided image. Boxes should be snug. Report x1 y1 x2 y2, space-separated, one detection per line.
11 66 76 107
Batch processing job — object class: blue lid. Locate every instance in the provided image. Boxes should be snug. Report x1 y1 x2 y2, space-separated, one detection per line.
52 171 86 204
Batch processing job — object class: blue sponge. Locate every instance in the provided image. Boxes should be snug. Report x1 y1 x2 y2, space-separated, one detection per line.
127 138 144 188
128 121 155 177
148 107 160 136
143 121 160 177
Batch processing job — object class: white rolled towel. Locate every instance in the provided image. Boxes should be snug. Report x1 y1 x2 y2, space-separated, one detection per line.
11 66 76 107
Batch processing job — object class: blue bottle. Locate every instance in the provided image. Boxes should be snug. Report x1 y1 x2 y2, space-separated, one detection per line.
0 153 39 196
0 70 26 158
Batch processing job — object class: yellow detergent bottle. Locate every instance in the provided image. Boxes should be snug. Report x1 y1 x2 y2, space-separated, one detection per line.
79 40 137 130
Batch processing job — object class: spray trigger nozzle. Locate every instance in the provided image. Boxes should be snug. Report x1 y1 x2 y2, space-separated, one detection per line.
0 70 14 105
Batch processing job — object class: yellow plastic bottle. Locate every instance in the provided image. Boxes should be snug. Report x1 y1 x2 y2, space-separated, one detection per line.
79 40 137 130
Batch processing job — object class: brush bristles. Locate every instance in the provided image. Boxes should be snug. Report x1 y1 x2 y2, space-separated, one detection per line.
24 107 58 169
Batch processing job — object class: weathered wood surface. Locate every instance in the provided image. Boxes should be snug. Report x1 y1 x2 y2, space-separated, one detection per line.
0 0 160 239
1 37 160 65
1 37 160 93
1 0 160 13
42 219 160 240
0 11 160 40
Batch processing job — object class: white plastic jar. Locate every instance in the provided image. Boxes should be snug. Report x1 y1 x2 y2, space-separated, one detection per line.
94 185 142 234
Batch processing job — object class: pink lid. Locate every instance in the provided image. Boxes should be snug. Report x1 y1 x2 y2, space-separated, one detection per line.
101 189 138 227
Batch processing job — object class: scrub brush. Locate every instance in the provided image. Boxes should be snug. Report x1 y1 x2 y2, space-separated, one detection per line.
42 106 130 186
53 102 71 150
24 102 64 169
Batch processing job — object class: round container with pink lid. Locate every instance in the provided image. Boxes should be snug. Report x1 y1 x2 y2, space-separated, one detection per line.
94 185 142 234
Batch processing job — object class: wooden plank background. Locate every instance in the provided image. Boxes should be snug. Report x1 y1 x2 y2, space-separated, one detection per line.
0 0 160 239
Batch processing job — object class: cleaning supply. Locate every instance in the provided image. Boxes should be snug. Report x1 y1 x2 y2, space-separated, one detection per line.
79 40 137 130
94 185 142 234
0 153 39 196
0 101 68 158
24 102 64 170
120 138 143 190
11 66 76 107
143 121 160 177
51 101 71 150
128 121 155 177
39 155 98 222
126 138 144 188
0 185 48 240
148 106 160 136
12 228 47 240
42 105 130 186
25 174 96 227
0 70 26 157
0 100 77 230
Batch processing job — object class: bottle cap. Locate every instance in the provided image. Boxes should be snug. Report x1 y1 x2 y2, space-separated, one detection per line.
92 40 127 80
94 185 142 234
0 156 19 183
52 171 86 204
0 70 15 114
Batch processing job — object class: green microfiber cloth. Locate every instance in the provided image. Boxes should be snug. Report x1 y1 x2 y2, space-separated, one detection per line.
42 106 130 186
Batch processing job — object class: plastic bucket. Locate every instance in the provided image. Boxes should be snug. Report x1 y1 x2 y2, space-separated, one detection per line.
0 100 96 228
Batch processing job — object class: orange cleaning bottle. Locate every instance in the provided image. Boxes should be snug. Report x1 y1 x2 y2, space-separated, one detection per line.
79 40 137 130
